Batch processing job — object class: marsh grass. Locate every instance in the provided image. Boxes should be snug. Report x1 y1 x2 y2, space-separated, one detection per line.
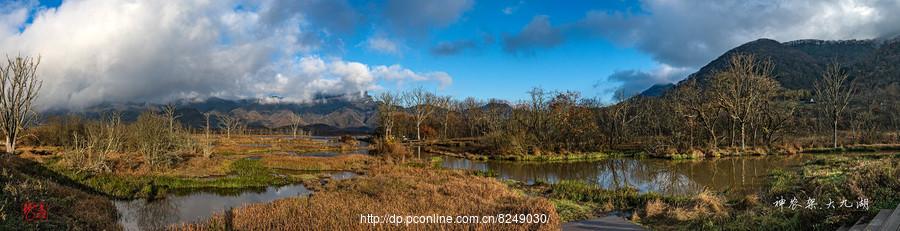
261 153 371 171
211 135 352 156
176 165 560 230
53 158 294 199
547 180 692 211
0 155 120 230
551 199 594 222
633 154 900 230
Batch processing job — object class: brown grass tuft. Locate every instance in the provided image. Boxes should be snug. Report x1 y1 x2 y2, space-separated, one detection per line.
644 199 667 218
175 165 560 230
694 190 727 217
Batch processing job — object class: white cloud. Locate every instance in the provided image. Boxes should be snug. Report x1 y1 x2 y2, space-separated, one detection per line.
363 36 401 55
581 0 900 67
373 64 452 89
604 64 693 97
0 0 450 110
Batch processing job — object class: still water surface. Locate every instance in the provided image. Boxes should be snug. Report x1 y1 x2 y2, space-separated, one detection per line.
115 170 359 231
432 154 812 197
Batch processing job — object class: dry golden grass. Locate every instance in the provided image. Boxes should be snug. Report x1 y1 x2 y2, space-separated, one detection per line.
641 189 728 222
693 190 727 217
260 153 373 171
21 132 369 177
175 165 560 230
644 199 667 218
208 135 352 156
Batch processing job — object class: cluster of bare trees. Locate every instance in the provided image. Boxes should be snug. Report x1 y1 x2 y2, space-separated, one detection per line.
67 112 122 173
375 53 892 156
376 87 446 142
45 108 199 172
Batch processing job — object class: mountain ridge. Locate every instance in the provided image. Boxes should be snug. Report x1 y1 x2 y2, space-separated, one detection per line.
45 93 378 135
642 37 900 97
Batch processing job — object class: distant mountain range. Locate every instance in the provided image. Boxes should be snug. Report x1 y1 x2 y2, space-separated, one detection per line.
47 37 900 134
641 37 900 97
47 93 378 135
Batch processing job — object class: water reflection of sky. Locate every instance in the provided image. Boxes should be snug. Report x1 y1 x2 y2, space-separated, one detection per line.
434 155 811 197
116 184 312 230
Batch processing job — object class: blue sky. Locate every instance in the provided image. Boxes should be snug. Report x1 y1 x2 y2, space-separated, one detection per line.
285 0 658 101
4 0 897 109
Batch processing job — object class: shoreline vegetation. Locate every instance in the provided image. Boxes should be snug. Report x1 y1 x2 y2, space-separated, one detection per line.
420 138 900 161
371 55 899 164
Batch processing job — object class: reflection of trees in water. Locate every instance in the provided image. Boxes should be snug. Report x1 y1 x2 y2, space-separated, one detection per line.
120 198 179 230
442 155 810 197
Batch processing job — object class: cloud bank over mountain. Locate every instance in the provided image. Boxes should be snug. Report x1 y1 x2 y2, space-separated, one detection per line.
0 0 452 110
496 0 900 96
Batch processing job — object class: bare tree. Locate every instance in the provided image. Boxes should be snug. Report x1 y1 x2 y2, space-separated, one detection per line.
710 53 779 150
672 80 722 148
217 113 241 138
461 97 483 137
0 55 42 153
162 103 181 135
759 95 797 146
435 95 452 140
814 62 855 149
404 87 437 141
202 112 213 158
525 87 550 148
375 92 401 141
100 111 124 155
289 112 304 138
610 91 640 148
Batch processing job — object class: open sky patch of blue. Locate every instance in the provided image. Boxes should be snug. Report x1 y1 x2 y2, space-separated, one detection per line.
343 0 655 102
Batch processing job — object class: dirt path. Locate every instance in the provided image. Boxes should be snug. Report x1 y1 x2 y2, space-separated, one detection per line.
562 215 646 231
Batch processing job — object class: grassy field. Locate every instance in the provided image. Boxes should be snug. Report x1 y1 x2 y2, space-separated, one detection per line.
5 131 898 230
19 135 373 199
176 164 561 230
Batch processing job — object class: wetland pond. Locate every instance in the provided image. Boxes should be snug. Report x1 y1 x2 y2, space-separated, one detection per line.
115 171 356 231
428 153 814 198
113 145 818 230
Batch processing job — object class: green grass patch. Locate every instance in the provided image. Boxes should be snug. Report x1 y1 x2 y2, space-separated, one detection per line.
552 199 595 222
548 180 691 210
52 158 292 199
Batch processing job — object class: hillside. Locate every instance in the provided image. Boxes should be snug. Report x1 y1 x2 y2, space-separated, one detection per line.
643 38 900 96
47 93 378 135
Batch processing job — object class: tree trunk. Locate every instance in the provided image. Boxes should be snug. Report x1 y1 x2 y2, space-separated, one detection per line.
833 118 838 149
416 121 422 141
740 122 746 151
5 135 14 154
730 120 736 147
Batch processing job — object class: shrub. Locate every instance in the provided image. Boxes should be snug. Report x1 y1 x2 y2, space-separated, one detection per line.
371 137 409 162
125 111 194 169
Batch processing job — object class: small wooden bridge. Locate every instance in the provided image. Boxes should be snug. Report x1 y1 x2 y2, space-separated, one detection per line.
838 203 900 231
